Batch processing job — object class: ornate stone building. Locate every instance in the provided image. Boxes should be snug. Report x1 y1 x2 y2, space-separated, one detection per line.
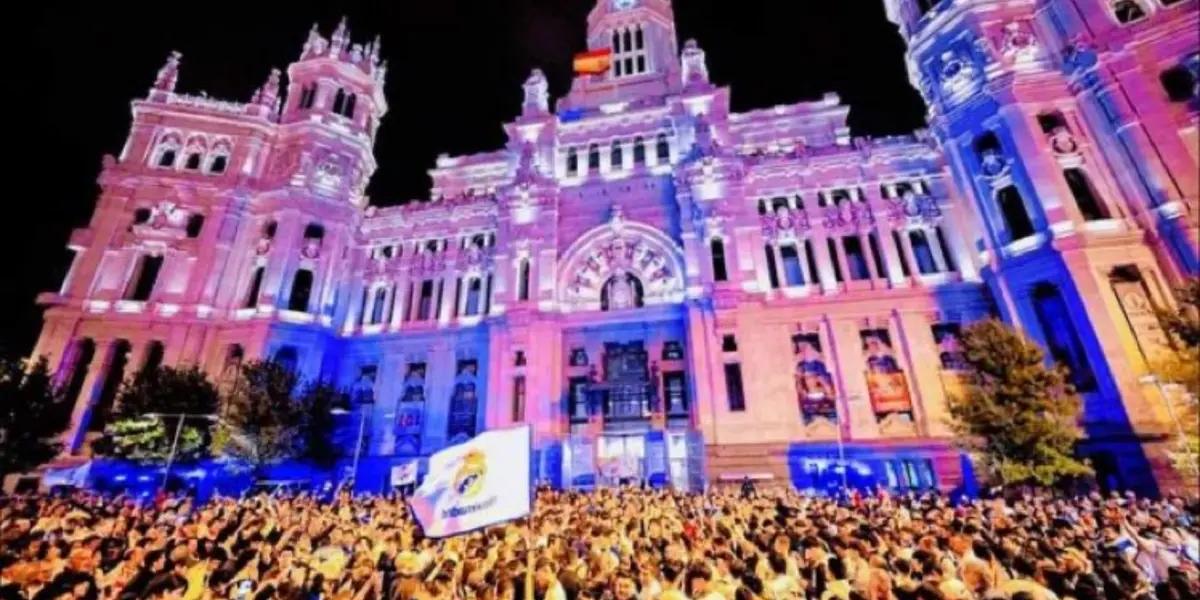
32 0 1198 492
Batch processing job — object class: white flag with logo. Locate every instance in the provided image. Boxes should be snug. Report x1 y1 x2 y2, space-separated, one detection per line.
391 461 419 487
409 425 531 538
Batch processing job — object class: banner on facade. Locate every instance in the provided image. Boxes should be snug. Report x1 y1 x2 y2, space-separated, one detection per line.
409 425 531 538
644 431 669 488
395 403 424 456
866 372 914 414
793 333 838 422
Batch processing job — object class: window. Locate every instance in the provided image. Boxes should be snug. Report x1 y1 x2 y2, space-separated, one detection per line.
656 134 670 162
805 240 821 288
633 137 646 165
611 26 649 78
245 266 264 308
208 155 228 174
263 221 278 239
1037 111 1069 134
780 245 805 286
868 233 888 279
370 288 387 324
333 88 347 115
157 148 177 168
892 231 912 277
517 259 531 301
588 143 601 172
515 350 527 366
299 83 317 109
721 334 738 352
343 93 357 119
997 185 1036 241
1160 64 1197 103
711 238 728 282
610 141 624 170
303 223 325 240
126 255 163 301
843 236 871 281
465 278 482 316
1032 283 1096 391
417 280 435 320
185 214 205 238
1111 0 1147 24
141 341 165 375
184 153 202 170
566 148 579 175
764 245 781 289
1063 168 1111 221
828 238 845 283
288 269 314 312
911 230 938 274
724 363 746 412
512 376 527 422
934 227 956 272
133 208 152 225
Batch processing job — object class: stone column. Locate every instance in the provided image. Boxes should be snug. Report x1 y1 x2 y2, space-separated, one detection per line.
813 236 839 294
64 340 116 454
823 319 878 440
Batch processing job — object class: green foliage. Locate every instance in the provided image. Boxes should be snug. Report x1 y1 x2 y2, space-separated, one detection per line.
1153 277 1200 480
0 357 72 477
946 319 1092 487
298 381 349 468
93 366 219 464
213 360 304 473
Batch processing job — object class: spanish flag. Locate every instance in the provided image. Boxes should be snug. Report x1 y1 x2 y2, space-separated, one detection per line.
574 48 613 75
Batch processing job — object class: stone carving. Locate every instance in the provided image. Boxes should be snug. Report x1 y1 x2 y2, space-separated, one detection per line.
522 69 549 115
681 39 710 88
1048 127 1080 156
887 190 942 225
153 51 182 92
999 21 1039 64
823 200 874 231
979 148 1011 180
761 206 810 242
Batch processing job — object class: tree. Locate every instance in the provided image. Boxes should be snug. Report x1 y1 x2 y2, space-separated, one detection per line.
212 360 304 475
946 319 1092 487
1152 277 1200 479
93 366 219 464
298 381 348 469
0 357 72 478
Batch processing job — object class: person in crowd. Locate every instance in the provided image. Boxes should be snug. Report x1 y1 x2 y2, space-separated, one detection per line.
0 485 1197 600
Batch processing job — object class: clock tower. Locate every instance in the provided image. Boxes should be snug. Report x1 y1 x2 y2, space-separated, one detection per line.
561 0 683 109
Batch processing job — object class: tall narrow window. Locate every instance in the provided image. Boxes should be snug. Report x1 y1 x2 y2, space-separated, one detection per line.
587 143 601 172
333 88 347 115
245 266 264 309
300 84 317 109
780 245 805 286
868 233 887 279
843 237 870 281
343 93 357 118
465 279 482 316
185 214 205 238
483 274 494 316
934 227 956 272
997 185 1036 241
1063 168 1110 221
711 239 729 282
912 231 939 274
418 280 434 320
633 137 646 165
451 278 462 319
517 259 531 301
892 231 912 277
157 149 177 168
724 363 746 412
566 148 579 175
184 153 202 170
805 240 822 287
655 134 670 162
126 255 163 301
512 376 527 422
288 269 314 312
370 287 387 324
828 238 845 283
1032 283 1097 391
764 245 781 289
610 141 624 170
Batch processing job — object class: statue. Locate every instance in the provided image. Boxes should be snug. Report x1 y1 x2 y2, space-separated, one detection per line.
153 51 182 92
607 269 636 310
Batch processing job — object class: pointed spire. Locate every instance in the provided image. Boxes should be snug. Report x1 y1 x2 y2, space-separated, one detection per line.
153 51 182 92
253 68 281 107
370 34 382 65
331 16 350 56
302 22 328 59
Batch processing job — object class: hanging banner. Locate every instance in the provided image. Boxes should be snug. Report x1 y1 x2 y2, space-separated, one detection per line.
861 329 914 416
793 333 838 422
644 431 669 488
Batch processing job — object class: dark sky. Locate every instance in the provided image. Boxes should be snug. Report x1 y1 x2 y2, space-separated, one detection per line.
2 0 925 356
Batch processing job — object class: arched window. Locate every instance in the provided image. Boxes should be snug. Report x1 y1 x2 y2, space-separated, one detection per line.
600 273 644 311
934 226 956 272
655 134 670 162
304 223 325 240
623 29 633 53
133 208 152 225
157 148 177 168
332 88 347 115
843 236 871 281
343 93 357 118
997 185 1035 241
517 259 531 301
633 137 646 165
1111 0 1147 24
610 140 624 170
370 287 387 324
288 269 314 312
1063 168 1110 221
780 245 804 286
465 278 483 316
587 143 601 172
910 230 938 274
245 266 264 309
710 238 729 282
184 153 202 170
612 30 621 53
635 26 644 50
300 83 318 109
208 155 228 174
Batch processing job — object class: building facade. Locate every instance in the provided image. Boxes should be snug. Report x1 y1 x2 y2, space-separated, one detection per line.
32 0 1198 493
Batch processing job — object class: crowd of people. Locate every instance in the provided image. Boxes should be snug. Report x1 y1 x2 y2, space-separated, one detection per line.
0 482 1197 600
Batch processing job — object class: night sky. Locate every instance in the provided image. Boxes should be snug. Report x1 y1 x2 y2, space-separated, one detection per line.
3 0 926 356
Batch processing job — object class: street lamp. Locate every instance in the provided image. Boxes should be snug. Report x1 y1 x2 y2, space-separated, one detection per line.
145 412 218 491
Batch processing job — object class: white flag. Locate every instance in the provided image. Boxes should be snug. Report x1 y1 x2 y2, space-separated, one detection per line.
391 461 419 487
409 425 531 538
